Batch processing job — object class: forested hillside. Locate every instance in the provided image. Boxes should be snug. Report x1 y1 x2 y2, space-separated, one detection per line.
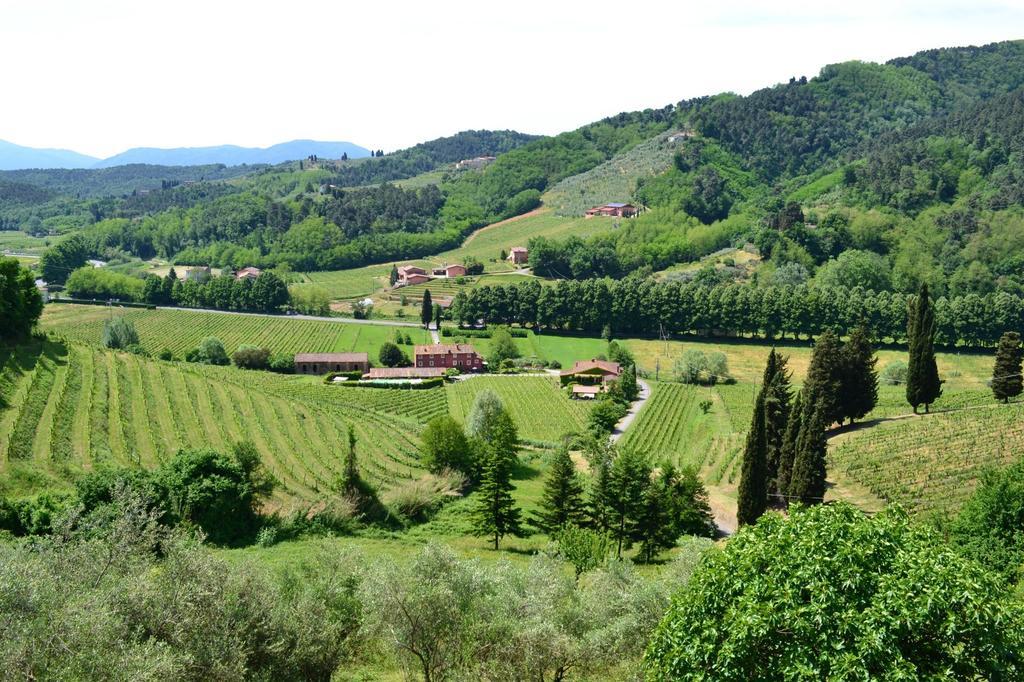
7 39 1024 300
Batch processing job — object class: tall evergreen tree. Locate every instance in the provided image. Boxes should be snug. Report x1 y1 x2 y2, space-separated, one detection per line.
341 425 361 495
471 445 523 550
906 284 942 413
991 331 1023 403
602 448 650 559
389 264 398 287
534 446 587 533
763 350 792 494
788 403 828 505
421 289 433 327
805 330 845 427
617 363 640 403
776 391 803 501
162 267 177 303
737 390 769 526
636 476 676 563
840 320 879 423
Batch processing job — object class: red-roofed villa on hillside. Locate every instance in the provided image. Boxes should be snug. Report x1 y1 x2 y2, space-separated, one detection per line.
396 265 430 287
432 263 467 278
560 359 622 397
295 352 370 375
585 203 637 218
414 343 484 372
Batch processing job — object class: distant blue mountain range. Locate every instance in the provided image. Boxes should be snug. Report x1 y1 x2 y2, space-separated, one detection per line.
0 138 371 170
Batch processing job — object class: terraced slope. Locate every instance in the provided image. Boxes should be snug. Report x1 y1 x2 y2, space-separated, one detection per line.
0 341 433 501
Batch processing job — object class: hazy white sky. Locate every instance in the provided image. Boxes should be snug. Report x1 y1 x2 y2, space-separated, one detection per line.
1 0 1022 158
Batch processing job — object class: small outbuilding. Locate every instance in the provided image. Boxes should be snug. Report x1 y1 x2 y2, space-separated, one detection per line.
295 352 369 375
507 247 528 265
432 264 466 278
585 203 637 218
235 266 263 280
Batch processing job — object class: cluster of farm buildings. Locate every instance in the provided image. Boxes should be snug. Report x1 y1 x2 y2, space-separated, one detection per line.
295 345 622 398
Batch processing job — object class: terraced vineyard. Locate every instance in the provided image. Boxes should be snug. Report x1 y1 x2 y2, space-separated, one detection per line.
0 341 429 501
619 382 746 485
828 403 1024 517
445 376 590 444
40 304 431 358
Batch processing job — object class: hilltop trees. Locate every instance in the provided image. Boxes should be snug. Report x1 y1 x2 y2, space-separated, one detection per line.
0 257 44 343
645 504 1024 680
991 331 1023 403
906 283 942 412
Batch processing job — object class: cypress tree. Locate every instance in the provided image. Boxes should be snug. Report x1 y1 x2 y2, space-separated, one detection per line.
906 284 942 413
534 447 588 533
992 331 1023 403
840 320 878 423
776 391 803 501
420 289 433 327
389 264 398 287
788 403 828 505
471 445 523 550
737 390 769 526
805 330 845 427
763 350 792 494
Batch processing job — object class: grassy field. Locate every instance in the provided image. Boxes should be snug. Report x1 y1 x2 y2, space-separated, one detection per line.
0 340 434 502
39 304 432 358
0 230 61 256
445 375 591 444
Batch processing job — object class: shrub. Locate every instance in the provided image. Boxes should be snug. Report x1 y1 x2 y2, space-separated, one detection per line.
951 458 1024 582
268 352 294 373
158 348 174 361
588 398 627 434
232 345 271 370
101 317 140 350
382 470 466 523
880 360 908 385
463 256 484 275
195 337 229 365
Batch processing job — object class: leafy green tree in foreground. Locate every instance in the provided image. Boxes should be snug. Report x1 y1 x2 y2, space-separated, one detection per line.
991 331 1023 403
101 316 140 350
645 504 1024 680
471 444 523 550
466 389 518 455
534 446 587 533
906 283 942 413
378 341 407 367
555 524 612 579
